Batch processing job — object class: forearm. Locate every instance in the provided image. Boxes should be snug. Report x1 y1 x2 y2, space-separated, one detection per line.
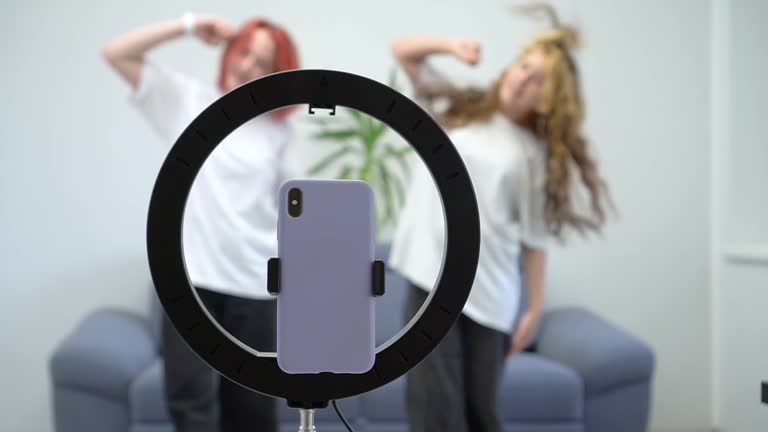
101 18 186 87
102 18 185 62
522 245 546 312
391 35 456 63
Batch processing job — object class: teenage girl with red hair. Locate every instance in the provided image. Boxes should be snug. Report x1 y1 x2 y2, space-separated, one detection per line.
102 13 300 432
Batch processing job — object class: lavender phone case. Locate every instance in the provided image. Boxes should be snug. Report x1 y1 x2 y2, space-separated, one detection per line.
276 179 375 374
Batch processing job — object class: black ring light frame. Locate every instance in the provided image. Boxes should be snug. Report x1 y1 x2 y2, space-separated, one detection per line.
146 69 480 405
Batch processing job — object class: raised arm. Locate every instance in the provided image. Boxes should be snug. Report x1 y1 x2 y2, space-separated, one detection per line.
101 15 234 89
390 35 481 86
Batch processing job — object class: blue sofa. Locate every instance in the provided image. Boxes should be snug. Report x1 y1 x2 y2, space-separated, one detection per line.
51 245 655 432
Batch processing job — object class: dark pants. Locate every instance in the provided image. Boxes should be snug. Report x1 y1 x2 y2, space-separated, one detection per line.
404 282 509 432
162 287 277 432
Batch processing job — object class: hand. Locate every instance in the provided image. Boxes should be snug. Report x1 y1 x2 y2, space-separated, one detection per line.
194 16 235 46
507 309 542 358
452 38 481 65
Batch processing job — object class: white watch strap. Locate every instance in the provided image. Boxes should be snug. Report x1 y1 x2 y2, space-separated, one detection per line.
181 12 196 35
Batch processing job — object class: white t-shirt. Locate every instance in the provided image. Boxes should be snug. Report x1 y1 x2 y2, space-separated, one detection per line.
388 64 549 333
131 62 298 299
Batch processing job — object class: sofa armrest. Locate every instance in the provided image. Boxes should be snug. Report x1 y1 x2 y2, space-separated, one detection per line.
536 307 655 396
50 308 158 401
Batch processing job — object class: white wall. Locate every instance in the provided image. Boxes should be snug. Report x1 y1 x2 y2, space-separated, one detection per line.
544 2 713 431
714 1 768 431
0 1 716 431
724 0 768 246
718 261 768 431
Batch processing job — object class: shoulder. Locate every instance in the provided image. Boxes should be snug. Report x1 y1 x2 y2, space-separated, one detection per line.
135 61 214 106
448 114 498 142
148 62 200 91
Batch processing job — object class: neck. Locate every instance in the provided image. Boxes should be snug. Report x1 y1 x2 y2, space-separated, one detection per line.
502 108 536 131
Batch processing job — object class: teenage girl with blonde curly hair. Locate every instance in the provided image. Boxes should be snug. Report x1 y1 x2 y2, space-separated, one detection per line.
388 5 610 431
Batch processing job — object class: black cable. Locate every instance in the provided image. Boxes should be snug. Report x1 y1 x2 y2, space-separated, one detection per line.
331 399 355 432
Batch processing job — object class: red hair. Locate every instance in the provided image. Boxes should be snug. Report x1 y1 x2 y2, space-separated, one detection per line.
218 18 301 121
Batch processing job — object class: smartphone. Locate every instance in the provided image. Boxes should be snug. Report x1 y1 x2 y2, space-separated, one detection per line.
276 179 376 374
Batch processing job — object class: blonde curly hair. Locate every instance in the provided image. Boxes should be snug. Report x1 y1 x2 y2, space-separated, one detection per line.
419 4 610 239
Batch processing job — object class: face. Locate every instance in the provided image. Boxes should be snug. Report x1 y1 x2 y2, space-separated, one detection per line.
498 49 550 121
223 28 276 91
